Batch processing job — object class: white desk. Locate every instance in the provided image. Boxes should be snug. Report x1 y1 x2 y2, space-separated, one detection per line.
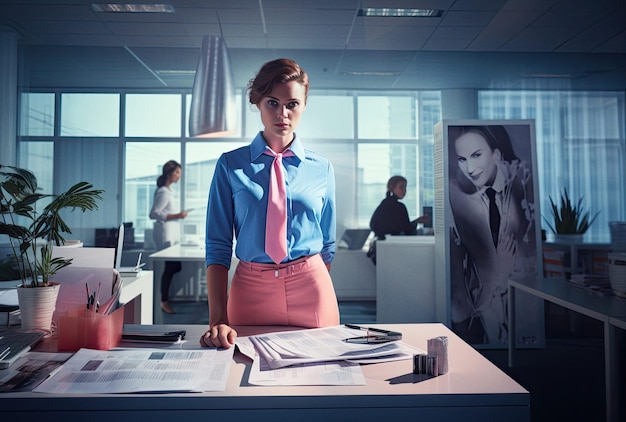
149 245 238 324
330 249 376 300
119 270 154 324
1 323 529 421
376 236 436 323
149 244 205 324
151 245 377 312
508 277 626 422
0 271 153 326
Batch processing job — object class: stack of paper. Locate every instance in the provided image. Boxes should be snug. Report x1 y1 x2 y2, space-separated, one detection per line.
237 326 424 386
248 326 422 369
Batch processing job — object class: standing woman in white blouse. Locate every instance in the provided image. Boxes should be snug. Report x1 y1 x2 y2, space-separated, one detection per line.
150 160 188 314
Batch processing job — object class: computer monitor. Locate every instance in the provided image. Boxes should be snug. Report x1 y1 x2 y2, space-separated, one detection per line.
183 223 197 236
114 223 124 270
339 229 372 250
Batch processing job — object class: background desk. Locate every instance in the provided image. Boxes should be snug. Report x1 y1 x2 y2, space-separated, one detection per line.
330 249 376 300
376 236 436 323
149 245 204 324
0 271 153 326
119 270 153 324
508 277 626 422
1 323 529 421
149 245 238 324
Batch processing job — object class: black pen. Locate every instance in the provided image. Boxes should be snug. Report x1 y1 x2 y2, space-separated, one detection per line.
344 335 394 344
344 324 402 343
344 324 401 337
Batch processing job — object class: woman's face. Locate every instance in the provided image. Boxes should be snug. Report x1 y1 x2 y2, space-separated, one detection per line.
168 167 182 184
391 181 407 199
454 132 500 188
257 80 306 145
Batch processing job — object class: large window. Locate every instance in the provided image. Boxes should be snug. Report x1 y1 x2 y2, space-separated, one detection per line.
19 88 625 245
19 93 54 136
16 88 437 245
60 93 120 137
126 94 181 137
479 91 626 241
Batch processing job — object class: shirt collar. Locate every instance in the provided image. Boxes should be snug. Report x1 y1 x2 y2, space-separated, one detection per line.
250 131 305 161
480 165 506 195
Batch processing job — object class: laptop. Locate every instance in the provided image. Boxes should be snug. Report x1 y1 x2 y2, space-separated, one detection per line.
114 224 145 275
0 330 45 369
339 229 372 250
114 222 124 271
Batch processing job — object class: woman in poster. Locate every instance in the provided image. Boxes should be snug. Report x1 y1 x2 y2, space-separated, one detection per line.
448 124 536 345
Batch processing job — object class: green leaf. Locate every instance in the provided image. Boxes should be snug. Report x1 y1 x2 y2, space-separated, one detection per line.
544 188 600 234
1 164 103 286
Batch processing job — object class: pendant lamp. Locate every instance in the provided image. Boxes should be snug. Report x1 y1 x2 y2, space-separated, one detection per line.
189 35 237 137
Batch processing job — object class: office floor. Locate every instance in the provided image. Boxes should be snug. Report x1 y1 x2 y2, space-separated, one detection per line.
162 299 610 422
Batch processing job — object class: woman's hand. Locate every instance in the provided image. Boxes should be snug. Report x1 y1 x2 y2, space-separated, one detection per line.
494 233 516 281
414 214 431 225
166 210 188 220
199 323 237 349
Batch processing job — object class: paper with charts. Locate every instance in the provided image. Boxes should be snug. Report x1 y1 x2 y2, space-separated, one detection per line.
33 347 234 394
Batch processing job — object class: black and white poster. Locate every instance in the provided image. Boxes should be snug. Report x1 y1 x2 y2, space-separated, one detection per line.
434 120 543 348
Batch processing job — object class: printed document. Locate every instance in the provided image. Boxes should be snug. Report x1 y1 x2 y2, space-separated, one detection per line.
236 337 365 386
33 347 234 393
249 355 365 386
248 326 423 369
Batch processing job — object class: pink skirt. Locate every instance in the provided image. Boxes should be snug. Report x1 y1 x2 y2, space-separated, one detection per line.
227 254 340 328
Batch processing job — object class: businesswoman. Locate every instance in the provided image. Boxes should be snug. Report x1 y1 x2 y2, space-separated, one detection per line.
200 58 339 349
150 160 188 314
369 175 430 240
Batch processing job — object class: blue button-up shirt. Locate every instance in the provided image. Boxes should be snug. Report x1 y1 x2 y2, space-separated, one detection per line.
205 132 336 268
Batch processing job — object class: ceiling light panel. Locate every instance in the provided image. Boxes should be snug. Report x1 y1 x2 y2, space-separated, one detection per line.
92 3 175 13
358 8 442 17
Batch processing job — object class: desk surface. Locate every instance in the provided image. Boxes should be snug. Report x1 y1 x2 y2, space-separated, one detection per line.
379 235 435 244
119 270 154 324
508 277 626 422
1 323 528 421
149 244 204 261
509 277 626 321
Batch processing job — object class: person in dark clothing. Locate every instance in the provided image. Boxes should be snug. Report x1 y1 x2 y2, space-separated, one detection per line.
367 175 430 264
370 175 429 240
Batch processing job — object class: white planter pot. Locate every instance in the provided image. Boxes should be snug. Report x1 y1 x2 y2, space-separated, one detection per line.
16 282 61 333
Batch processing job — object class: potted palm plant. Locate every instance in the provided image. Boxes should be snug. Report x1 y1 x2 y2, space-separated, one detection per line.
0 164 103 332
544 188 599 243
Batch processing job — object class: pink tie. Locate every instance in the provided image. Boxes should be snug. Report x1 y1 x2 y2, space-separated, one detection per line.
264 148 293 264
